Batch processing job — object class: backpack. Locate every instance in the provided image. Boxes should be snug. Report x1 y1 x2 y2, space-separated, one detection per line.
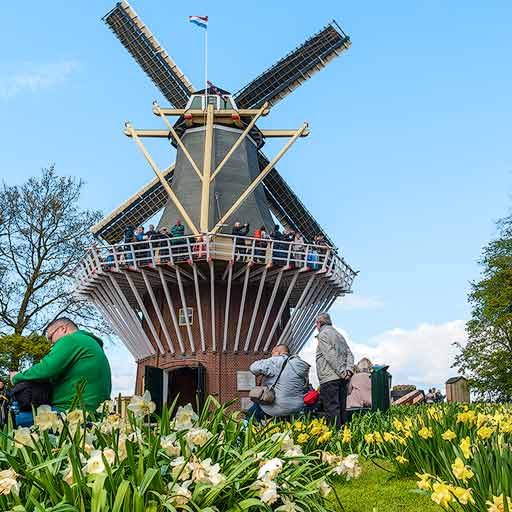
12 381 52 412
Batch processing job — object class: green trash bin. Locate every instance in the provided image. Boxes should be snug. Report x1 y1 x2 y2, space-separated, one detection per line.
371 365 392 412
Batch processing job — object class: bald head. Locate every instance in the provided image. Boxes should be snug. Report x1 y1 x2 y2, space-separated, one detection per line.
271 344 289 357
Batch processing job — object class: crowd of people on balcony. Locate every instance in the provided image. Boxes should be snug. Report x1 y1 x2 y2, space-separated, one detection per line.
99 218 332 270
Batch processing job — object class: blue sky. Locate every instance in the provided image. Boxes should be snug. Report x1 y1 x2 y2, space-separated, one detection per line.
1 1 511 392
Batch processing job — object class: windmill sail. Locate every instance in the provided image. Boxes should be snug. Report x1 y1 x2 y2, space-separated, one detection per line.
234 22 350 109
104 1 194 108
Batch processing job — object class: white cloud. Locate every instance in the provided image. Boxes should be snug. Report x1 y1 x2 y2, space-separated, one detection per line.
0 60 79 99
333 294 384 311
300 320 466 391
104 343 137 397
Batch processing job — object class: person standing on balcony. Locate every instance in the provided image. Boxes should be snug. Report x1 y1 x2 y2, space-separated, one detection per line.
315 312 354 427
171 219 185 260
270 225 285 265
231 221 250 260
292 231 305 267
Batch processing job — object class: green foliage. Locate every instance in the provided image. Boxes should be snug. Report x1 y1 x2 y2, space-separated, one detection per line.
454 214 512 401
0 333 51 374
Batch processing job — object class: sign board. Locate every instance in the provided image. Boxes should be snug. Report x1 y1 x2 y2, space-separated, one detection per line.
178 307 193 326
237 371 256 391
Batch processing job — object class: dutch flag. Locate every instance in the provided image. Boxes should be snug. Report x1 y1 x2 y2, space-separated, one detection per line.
189 15 208 29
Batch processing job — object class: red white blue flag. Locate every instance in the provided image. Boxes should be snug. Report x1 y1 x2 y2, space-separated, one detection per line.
189 16 208 29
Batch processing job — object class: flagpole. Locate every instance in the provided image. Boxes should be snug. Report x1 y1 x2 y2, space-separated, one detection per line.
204 25 208 110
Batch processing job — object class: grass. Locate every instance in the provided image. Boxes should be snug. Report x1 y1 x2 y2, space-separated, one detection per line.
332 461 440 512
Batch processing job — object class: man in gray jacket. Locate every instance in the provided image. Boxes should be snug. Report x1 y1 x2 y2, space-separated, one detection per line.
316 312 354 427
249 344 310 420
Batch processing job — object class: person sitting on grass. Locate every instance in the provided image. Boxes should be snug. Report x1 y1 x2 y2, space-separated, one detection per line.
11 318 112 426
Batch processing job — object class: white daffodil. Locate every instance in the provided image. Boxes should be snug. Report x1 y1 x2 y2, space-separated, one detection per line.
66 410 84 425
117 434 128 462
188 458 225 486
173 403 198 431
96 400 116 414
317 480 331 497
63 465 74 486
251 476 279 505
34 405 61 432
85 450 106 475
258 458 284 480
276 498 303 512
127 391 156 417
333 454 362 480
0 469 19 496
102 448 116 466
14 427 38 449
168 480 192 506
185 428 212 449
284 445 303 462
171 456 191 481
100 414 123 434
161 434 181 457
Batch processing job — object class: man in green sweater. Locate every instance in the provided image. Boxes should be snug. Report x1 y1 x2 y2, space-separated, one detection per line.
12 318 112 414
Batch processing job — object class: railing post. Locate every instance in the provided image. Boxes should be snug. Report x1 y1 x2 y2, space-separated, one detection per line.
231 236 236 262
149 240 155 266
186 237 193 262
113 245 120 272
168 238 174 265
304 244 310 269
286 240 292 267
131 242 137 269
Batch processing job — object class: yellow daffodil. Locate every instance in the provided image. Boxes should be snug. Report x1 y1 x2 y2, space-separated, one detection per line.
477 426 494 440
431 482 453 508
395 455 408 465
460 437 472 459
418 427 433 440
451 457 474 482
442 429 457 441
297 433 309 444
486 495 512 512
452 486 474 505
416 473 433 491
364 433 374 444
342 426 352 444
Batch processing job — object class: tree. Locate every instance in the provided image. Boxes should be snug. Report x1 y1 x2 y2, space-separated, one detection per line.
0 333 51 376
0 166 103 340
454 215 512 401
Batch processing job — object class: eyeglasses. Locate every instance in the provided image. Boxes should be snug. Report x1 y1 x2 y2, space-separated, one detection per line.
46 325 63 342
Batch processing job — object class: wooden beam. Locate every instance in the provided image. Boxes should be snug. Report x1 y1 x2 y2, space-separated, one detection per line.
261 129 310 138
124 129 170 138
211 122 308 234
210 102 268 184
125 123 199 235
155 107 269 117
153 103 203 181
200 104 214 231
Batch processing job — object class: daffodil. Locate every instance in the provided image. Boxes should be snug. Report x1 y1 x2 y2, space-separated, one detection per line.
451 457 474 482
452 486 474 505
460 437 472 459
127 391 156 417
486 494 512 512
173 403 198 430
342 426 352 443
297 433 309 444
416 473 432 491
418 427 433 440
395 455 408 465
251 475 279 505
441 429 457 441
14 426 38 449
0 469 19 496
258 458 284 480
477 425 494 440
430 482 453 508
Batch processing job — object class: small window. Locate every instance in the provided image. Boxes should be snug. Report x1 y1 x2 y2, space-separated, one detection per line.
178 307 193 326
190 96 203 109
207 96 218 107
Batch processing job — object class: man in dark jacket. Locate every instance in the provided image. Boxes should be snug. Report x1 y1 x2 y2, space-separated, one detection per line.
231 222 250 259
315 312 354 427
12 318 112 418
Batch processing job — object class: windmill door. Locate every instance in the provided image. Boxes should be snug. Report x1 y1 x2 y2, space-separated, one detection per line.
144 366 164 415
167 365 206 411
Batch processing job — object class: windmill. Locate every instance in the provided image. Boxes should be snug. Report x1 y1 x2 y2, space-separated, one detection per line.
76 0 357 411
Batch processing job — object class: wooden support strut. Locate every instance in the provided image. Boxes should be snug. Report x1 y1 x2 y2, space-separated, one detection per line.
200 104 214 232
209 102 269 184
153 103 203 181
211 122 309 234
125 123 199 235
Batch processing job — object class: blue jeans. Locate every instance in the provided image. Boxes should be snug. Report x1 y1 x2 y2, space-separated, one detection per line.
246 403 270 423
15 406 59 427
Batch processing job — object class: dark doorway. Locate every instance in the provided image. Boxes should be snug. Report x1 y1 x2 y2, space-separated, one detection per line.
167 365 206 411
